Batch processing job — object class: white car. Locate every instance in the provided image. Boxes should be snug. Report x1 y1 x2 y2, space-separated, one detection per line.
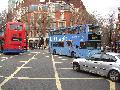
72 52 120 82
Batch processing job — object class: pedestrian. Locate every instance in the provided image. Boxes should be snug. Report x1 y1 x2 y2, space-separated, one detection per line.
41 37 44 50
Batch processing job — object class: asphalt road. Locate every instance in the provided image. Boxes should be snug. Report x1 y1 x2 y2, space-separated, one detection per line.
0 49 120 90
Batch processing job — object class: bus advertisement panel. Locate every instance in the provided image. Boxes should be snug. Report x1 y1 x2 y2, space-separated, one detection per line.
49 24 101 58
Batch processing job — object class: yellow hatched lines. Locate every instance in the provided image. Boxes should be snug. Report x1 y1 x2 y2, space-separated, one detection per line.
0 52 39 89
2 76 115 90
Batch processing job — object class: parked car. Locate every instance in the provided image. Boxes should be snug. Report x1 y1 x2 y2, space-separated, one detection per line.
72 52 120 82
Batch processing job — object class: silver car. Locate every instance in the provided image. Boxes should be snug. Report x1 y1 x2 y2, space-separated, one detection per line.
72 52 120 82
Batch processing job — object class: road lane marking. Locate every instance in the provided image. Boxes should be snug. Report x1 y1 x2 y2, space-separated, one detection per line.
0 52 39 88
54 55 58 56
45 56 50 57
19 61 28 63
31 57 37 60
51 54 62 90
61 59 68 61
1 57 8 59
17 67 32 69
10 56 13 58
58 68 72 70
28 54 31 55
107 80 115 90
7 77 103 80
0 76 4 78
1 59 5 61
55 62 62 64
0 66 2 68
58 57 62 59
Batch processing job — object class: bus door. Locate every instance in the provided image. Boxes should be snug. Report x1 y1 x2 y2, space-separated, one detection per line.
78 42 88 58
64 41 72 56
58 41 64 55
52 42 64 55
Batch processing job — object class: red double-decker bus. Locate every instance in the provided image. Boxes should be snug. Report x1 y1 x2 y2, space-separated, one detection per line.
0 22 26 54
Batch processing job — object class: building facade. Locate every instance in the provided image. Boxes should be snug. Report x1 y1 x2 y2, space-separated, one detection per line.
8 0 92 39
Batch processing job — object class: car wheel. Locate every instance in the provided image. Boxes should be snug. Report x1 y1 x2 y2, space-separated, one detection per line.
108 70 120 82
73 62 80 72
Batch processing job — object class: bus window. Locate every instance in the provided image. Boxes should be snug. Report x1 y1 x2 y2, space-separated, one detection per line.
77 26 83 33
80 42 86 49
58 42 64 47
52 42 64 47
66 41 72 47
88 25 100 33
53 42 58 47
10 24 22 30
87 41 101 49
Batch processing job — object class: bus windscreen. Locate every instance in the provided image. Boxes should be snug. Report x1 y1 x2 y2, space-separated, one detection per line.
10 24 22 30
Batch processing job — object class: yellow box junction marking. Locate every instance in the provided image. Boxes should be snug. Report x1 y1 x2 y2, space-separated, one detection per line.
107 80 115 90
0 52 39 89
51 54 62 90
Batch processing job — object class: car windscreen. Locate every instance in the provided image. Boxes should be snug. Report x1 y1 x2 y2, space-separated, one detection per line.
116 55 120 60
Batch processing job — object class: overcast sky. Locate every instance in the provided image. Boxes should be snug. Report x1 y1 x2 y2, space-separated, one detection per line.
0 0 8 13
81 0 120 19
0 0 120 19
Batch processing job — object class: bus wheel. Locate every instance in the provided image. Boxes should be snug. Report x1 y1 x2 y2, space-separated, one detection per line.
53 50 56 55
71 52 75 58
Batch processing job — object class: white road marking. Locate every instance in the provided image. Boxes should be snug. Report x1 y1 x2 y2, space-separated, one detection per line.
0 76 4 78
61 59 68 61
45 56 50 57
42 53 45 54
54 55 58 56
51 54 62 90
58 68 72 70
0 52 39 88
58 57 62 58
31 57 37 60
1 57 8 59
17 77 30 79
31 52 39 53
1 59 5 61
55 62 63 64
19 61 28 63
8 77 103 80
0 66 2 67
10 56 13 58
17 67 32 69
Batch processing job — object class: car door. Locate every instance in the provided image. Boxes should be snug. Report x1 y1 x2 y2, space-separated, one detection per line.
81 54 102 73
97 54 116 76
87 57 103 74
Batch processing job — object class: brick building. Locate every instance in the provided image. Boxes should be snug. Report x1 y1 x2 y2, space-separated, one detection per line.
8 0 92 38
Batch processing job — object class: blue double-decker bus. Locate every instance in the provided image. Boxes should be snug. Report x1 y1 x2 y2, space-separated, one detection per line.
48 24 101 58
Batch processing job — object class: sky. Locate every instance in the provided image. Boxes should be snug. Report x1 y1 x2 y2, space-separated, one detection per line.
81 0 120 19
0 0 8 13
0 0 120 19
